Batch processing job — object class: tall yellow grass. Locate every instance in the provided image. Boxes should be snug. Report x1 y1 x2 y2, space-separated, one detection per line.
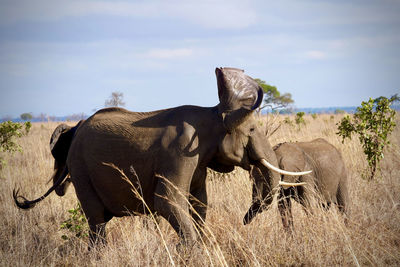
1 114 399 266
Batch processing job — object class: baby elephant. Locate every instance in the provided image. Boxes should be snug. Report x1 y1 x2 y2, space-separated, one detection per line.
247 138 349 229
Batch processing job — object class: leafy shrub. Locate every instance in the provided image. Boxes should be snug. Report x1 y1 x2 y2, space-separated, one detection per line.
60 203 88 240
283 117 293 126
311 113 318 119
0 121 31 168
337 95 398 180
295 112 306 127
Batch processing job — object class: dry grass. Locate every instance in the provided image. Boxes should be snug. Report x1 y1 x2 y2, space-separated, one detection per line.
1 114 400 266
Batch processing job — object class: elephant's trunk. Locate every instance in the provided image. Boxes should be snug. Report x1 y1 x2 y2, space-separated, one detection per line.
244 134 282 224
243 199 262 225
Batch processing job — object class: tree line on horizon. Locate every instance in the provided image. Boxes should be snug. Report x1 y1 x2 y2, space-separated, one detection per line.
3 82 399 122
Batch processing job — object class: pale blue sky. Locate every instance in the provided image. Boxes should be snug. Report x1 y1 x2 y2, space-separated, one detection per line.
0 0 399 118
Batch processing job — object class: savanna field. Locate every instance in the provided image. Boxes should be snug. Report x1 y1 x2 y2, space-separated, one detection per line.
1 113 399 266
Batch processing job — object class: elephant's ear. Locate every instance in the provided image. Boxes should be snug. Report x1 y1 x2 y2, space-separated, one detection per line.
216 67 263 111
50 124 73 165
50 120 83 166
215 67 264 131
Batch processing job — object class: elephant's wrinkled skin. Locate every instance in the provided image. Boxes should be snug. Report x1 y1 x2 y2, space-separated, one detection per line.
244 138 349 228
14 68 290 246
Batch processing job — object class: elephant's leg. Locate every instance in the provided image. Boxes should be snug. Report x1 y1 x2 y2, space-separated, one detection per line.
337 189 347 214
336 177 349 224
88 223 107 248
278 189 293 231
72 176 111 248
189 168 207 230
296 188 312 216
336 178 349 215
243 169 275 225
297 174 315 216
189 187 207 234
154 177 197 245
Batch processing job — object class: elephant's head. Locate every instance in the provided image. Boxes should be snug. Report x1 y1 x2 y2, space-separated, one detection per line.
243 142 310 225
212 67 269 170
211 68 308 215
274 143 309 187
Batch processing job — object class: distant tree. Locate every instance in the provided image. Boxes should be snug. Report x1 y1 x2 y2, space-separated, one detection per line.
334 109 345 114
20 113 33 121
105 91 125 107
66 113 87 122
35 113 48 122
255 79 294 112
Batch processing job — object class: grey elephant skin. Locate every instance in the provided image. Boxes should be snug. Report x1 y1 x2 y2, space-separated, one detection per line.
13 67 284 246
244 138 349 228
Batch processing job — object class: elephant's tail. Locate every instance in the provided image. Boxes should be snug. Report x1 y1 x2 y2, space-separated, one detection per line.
13 121 84 209
13 166 69 209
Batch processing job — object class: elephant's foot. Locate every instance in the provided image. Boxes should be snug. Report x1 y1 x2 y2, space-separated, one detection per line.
88 223 107 250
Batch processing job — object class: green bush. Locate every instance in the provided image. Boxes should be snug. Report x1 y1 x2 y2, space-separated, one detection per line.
60 203 88 240
283 117 293 126
0 121 31 168
295 112 306 127
337 95 398 180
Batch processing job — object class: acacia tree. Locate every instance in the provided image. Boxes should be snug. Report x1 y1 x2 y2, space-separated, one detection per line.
105 91 125 107
20 113 33 121
255 79 294 112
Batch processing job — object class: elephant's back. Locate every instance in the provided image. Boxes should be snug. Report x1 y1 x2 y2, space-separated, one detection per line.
300 139 346 197
68 107 163 176
300 139 344 167
66 109 161 215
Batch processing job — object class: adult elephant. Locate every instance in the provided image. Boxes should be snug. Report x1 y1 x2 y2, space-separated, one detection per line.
243 138 349 229
14 67 308 246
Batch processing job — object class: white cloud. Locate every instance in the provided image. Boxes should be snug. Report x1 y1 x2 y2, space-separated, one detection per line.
0 0 257 29
173 1 257 29
263 0 400 27
1 0 399 30
305 50 326 60
144 48 193 59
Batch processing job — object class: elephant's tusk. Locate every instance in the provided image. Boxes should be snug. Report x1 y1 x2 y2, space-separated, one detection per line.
279 180 307 188
260 159 312 176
